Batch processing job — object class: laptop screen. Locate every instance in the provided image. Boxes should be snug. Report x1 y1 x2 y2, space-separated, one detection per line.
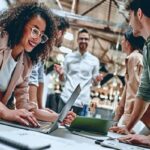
48 84 81 133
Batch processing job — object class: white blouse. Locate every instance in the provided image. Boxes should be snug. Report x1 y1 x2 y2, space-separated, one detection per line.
0 55 17 92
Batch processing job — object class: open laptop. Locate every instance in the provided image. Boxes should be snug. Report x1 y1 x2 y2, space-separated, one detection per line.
69 116 113 135
0 84 81 134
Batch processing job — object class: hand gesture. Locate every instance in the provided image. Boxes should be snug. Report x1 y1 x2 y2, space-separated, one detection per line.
109 126 131 135
118 134 150 146
2 108 40 127
54 64 64 75
95 73 103 82
62 111 76 125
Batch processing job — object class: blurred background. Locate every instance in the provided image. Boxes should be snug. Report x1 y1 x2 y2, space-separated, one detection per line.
1 0 129 119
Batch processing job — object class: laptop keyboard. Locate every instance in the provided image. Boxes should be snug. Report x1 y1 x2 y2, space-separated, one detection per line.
37 121 53 132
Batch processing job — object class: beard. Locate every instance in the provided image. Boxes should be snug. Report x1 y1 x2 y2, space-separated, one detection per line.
79 43 88 51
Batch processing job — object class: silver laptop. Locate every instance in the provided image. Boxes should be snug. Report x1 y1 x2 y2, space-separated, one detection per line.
0 84 81 134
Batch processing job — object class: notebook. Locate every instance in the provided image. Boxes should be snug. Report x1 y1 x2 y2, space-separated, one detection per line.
69 116 113 135
0 84 81 134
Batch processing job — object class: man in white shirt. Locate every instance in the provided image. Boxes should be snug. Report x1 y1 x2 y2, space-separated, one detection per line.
55 28 102 115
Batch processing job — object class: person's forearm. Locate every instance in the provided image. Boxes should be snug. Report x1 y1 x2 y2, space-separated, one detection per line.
113 112 123 122
59 73 64 81
33 109 58 122
126 98 149 131
92 77 99 86
0 102 8 119
37 83 44 109
29 84 38 103
114 99 125 122
147 135 150 146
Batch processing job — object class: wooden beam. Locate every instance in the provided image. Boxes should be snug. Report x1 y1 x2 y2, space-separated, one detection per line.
95 38 110 62
107 0 112 27
71 0 76 13
70 22 121 34
95 37 107 51
81 0 107 16
70 22 123 43
60 1 71 9
92 37 96 54
51 8 127 30
55 0 63 10
112 0 129 22
74 0 79 14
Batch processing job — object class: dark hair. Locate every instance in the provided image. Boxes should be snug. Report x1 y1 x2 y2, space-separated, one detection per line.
77 28 89 38
54 16 69 31
78 28 88 34
124 29 145 51
126 0 150 17
0 1 56 63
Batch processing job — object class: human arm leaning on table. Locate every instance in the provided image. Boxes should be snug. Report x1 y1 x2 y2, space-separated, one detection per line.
118 134 150 147
15 71 76 124
29 61 44 109
110 51 145 134
109 86 126 132
112 85 126 124
118 46 150 134
33 109 76 125
0 101 39 127
37 62 45 109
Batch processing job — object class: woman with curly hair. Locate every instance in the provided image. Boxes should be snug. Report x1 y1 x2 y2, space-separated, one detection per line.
0 2 76 127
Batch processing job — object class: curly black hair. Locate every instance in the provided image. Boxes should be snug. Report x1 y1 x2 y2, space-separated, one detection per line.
0 1 56 63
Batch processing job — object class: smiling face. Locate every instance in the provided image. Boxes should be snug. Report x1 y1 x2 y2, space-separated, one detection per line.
77 32 90 53
19 15 46 52
129 10 143 37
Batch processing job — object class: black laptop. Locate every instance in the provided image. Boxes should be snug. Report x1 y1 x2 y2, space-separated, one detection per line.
0 84 81 134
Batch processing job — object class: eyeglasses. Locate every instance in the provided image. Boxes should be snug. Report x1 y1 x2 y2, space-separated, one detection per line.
31 27 48 44
78 37 89 41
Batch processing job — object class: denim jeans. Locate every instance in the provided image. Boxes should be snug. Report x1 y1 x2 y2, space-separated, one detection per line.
80 104 88 116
